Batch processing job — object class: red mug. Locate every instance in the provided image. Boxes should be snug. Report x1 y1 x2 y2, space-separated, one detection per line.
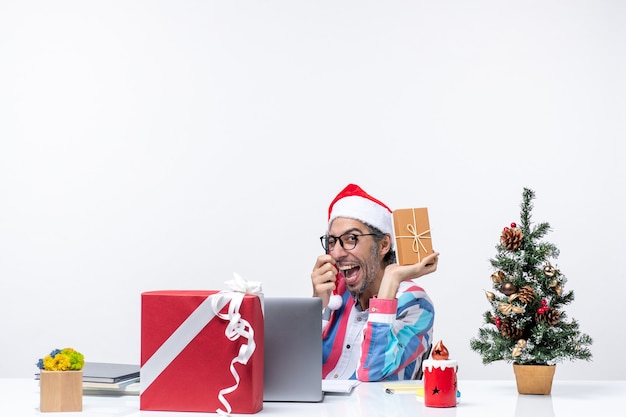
422 359 458 408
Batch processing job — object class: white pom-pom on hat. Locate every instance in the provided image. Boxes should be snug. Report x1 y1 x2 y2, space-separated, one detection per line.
328 292 342 310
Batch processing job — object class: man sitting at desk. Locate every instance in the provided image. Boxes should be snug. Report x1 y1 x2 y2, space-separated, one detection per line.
311 184 439 381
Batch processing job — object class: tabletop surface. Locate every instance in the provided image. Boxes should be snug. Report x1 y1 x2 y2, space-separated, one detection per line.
2 378 625 417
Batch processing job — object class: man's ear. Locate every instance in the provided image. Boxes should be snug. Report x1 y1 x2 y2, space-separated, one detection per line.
379 234 392 256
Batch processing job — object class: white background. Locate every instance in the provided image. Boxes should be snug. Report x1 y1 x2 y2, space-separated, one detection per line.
1 1 624 380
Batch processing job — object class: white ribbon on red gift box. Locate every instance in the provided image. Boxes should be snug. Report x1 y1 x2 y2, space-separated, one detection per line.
141 273 263 415
211 274 263 415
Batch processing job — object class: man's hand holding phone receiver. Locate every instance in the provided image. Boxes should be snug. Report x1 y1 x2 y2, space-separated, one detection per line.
311 253 342 310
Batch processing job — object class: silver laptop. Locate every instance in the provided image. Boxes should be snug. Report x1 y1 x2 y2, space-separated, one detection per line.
263 297 324 402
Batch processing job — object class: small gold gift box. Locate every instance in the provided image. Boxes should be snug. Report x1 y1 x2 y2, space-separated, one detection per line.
393 207 433 265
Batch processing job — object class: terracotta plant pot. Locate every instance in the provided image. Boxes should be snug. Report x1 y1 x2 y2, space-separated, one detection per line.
39 370 83 412
513 364 556 395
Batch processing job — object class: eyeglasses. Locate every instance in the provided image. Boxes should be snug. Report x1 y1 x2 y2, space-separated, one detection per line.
319 232 379 252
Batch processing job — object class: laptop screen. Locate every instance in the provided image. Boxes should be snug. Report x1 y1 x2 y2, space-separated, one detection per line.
263 297 324 402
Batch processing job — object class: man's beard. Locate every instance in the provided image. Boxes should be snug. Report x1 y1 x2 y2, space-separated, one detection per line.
347 243 382 298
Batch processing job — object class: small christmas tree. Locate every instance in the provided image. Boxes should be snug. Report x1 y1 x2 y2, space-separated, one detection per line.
470 188 592 365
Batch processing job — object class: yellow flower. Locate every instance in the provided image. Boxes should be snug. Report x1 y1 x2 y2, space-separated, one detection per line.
43 353 71 371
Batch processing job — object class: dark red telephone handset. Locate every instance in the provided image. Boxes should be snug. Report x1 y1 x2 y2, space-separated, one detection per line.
326 245 342 310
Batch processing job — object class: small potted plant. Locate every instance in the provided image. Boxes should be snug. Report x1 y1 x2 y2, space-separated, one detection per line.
36 348 85 412
470 188 592 394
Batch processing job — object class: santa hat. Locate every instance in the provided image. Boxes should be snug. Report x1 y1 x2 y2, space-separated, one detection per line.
328 184 393 235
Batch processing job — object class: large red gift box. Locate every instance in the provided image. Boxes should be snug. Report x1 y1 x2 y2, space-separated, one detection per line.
140 290 264 414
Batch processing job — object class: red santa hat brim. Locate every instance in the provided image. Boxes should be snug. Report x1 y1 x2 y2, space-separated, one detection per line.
328 184 393 236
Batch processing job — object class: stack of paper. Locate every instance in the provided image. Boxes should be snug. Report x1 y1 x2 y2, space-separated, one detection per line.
81 362 140 395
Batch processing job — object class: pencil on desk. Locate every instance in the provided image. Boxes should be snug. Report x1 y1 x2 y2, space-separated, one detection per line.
383 383 424 396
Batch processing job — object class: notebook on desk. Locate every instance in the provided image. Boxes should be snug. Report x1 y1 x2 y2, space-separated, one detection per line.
263 296 324 402
81 362 140 383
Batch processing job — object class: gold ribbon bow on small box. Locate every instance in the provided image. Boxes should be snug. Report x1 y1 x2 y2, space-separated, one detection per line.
393 208 433 265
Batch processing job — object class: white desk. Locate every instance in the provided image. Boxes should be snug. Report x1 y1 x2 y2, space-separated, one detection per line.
2 378 624 417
